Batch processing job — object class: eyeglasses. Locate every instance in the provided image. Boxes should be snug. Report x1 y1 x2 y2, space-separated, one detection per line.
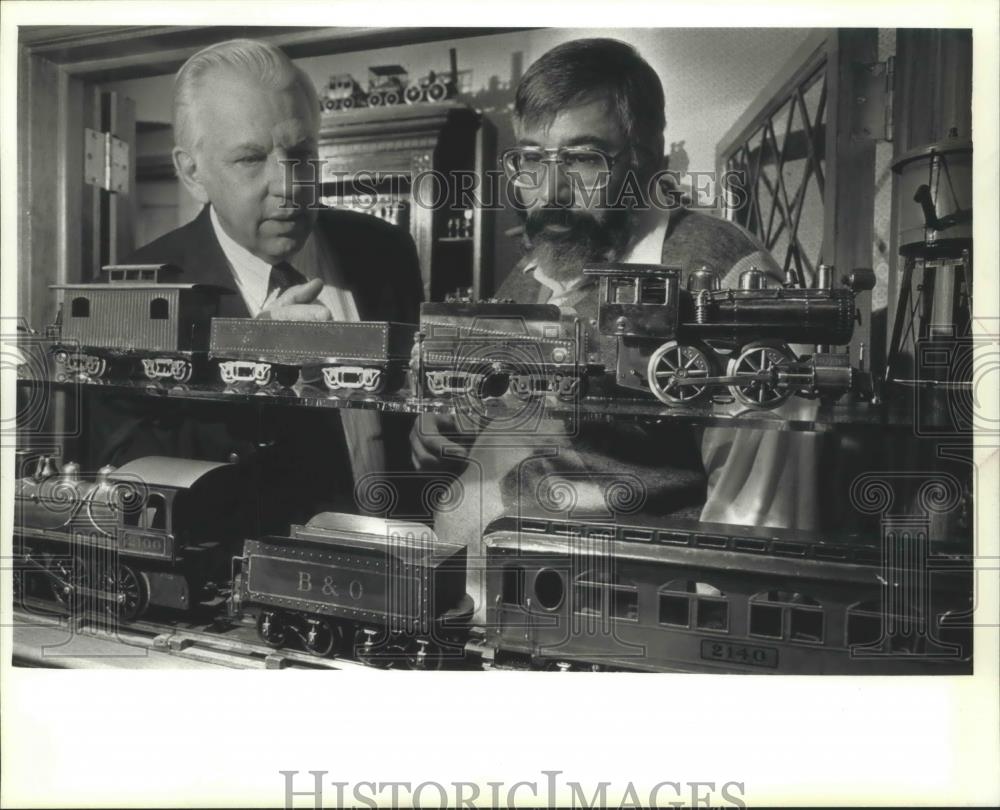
500 145 629 190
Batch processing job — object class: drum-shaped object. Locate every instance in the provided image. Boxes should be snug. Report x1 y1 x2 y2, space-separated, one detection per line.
892 138 971 256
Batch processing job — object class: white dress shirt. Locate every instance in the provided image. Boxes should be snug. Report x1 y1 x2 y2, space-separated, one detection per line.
209 205 385 487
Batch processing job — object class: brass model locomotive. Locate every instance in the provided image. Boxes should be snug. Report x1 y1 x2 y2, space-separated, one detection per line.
586 262 876 408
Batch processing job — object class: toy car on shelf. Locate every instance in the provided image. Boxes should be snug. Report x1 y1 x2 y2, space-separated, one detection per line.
209 318 417 392
320 74 368 112
48 264 228 383
365 64 409 106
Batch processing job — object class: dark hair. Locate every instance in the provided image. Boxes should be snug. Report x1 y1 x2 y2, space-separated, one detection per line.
514 38 666 162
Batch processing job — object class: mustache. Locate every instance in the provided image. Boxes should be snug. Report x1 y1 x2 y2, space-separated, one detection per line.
523 207 602 240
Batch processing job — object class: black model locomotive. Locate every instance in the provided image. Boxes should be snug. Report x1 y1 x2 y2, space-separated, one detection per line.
584 262 877 408
14 450 246 620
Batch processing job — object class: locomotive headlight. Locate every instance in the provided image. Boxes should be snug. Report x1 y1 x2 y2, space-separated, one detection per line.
552 347 568 363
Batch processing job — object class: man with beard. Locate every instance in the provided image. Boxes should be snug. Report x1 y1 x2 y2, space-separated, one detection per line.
415 39 821 623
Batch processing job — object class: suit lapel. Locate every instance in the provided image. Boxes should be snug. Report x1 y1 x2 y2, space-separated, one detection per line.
180 206 250 317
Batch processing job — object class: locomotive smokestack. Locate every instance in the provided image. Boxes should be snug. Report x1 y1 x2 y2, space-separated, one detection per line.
96 464 116 483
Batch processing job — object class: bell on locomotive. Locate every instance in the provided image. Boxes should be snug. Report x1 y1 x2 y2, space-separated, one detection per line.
583 261 876 410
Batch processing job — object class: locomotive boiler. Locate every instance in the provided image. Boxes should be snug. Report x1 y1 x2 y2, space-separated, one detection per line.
585 262 876 408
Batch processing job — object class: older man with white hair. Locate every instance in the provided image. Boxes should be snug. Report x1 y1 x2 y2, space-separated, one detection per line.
91 39 423 528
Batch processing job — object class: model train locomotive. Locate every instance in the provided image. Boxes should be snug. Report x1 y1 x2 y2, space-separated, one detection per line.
13 449 246 620
318 50 460 113
585 262 877 408
12 451 972 673
45 260 876 411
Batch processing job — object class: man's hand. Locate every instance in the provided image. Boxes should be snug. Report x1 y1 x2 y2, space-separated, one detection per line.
256 278 332 321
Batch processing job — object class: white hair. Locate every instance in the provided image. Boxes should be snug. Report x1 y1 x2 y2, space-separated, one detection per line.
173 38 319 151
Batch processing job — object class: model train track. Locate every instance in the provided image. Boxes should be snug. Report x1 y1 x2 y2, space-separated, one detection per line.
11 603 373 670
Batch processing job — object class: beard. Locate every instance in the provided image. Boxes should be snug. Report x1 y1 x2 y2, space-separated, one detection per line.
520 205 634 283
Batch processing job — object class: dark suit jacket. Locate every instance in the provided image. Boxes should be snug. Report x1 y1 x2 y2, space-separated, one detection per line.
87 205 423 532
128 205 422 322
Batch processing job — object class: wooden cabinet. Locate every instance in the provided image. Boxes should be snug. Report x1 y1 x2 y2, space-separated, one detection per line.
316 102 495 302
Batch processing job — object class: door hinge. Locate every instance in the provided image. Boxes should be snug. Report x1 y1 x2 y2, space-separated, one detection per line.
851 56 894 142
84 128 130 193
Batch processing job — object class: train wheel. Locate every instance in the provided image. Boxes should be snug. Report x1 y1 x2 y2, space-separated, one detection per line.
354 627 389 668
49 554 88 610
727 340 795 409
257 611 288 648
405 638 443 671
101 564 148 622
253 363 272 386
368 94 382 107
405 85 424 103
85 356 108 378
647 341 714 405
303 618 339 658
384 92 400 105
426 82 448 102
273 365 299 388
341 98 353 110
170 359 193 383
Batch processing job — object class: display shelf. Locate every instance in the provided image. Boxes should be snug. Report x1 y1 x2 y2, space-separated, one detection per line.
15 372 943 432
